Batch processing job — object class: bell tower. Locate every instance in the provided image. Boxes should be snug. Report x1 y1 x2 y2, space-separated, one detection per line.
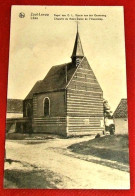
71 23 84 66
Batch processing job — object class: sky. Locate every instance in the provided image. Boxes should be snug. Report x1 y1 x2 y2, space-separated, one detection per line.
7 6 127 112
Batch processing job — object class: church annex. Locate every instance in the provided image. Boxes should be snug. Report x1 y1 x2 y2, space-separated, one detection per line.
23 29 104 137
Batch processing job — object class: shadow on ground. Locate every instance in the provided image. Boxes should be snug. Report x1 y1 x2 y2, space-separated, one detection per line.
4 160 63 189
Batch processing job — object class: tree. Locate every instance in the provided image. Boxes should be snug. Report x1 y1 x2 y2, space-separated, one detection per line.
103 99 113 118
103 99 113 135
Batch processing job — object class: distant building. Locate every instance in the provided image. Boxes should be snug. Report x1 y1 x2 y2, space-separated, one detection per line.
113 99 128 134
6 99 23 133
6 99 23 118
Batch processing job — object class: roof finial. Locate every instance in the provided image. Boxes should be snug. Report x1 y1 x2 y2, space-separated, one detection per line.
76 18 80 33
77 20 79 33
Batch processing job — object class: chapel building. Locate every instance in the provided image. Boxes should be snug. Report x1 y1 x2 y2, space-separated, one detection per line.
23 29 104 136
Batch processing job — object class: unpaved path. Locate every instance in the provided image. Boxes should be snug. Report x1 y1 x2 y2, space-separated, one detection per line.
4 137 130 189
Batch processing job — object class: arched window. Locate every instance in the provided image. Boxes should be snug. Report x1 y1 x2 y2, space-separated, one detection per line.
44 97 50 116
26 103 32 117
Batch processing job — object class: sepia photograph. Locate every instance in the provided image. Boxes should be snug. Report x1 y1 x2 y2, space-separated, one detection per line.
4 6 130 189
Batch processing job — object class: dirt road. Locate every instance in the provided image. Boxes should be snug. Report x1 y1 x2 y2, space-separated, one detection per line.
4 137 130 189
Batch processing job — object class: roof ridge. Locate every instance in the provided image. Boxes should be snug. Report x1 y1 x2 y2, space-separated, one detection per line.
52 62 71 68
37 80 42 82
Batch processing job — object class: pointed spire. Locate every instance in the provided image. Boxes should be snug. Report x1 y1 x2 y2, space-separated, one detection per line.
71 23 84 64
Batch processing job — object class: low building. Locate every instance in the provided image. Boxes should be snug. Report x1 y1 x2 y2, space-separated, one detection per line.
6 99 23 133
113 99 128 134
6 99 23 119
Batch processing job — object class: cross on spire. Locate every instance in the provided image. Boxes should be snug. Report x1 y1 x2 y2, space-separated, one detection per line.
75 19 80 32
76 20 79 32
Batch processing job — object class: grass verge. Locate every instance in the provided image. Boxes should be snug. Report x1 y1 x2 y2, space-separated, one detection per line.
68 134 129 165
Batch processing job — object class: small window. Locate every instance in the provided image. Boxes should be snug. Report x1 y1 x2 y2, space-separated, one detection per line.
44 97 50 116
26 103 32 117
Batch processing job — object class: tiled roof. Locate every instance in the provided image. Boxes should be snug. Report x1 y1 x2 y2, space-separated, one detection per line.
25 56 103 100
7 99 23 113
25 61 77 100
113 99 128 118
25 80 42 100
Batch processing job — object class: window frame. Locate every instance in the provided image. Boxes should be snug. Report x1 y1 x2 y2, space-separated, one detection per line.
26 102 32 117
43 97 50 117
